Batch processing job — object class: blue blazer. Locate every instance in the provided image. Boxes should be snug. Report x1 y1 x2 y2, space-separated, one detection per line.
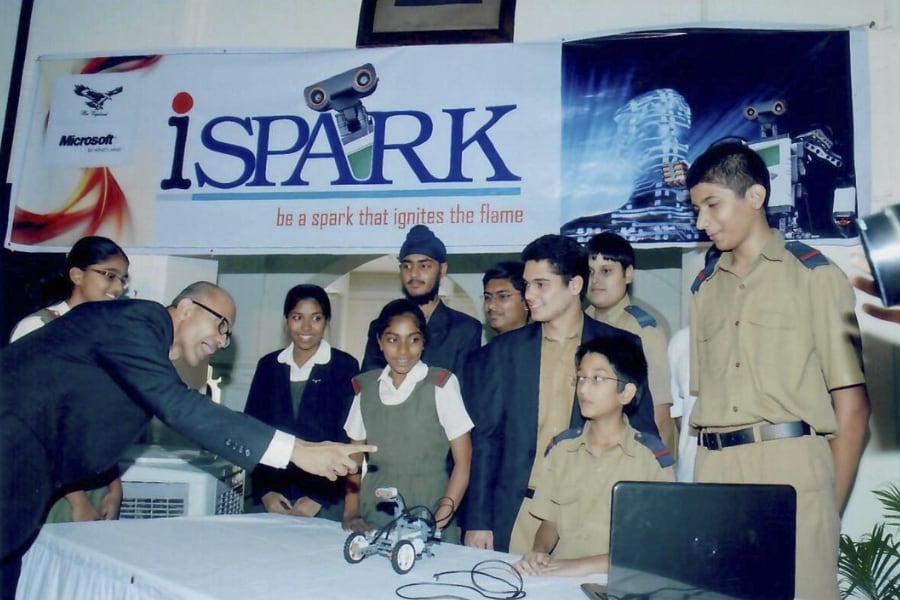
362 300 482 375
0 300 277 561
460 316 660 552
243 347 359 507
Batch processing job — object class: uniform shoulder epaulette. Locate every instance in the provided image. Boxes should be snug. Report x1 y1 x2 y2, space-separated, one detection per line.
544 427 582 457
690 257 718 294
354 368 450 394
624 304 657 328
38 308 61 326
425 367 452 388
785 241 830 269
691 246 723 294
351 370 380 395
633 431 675 468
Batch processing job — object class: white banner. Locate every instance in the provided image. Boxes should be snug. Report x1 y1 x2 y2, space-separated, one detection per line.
8 44 561 254
8 30 863 255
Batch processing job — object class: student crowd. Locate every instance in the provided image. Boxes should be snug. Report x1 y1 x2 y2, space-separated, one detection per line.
1 142 882 600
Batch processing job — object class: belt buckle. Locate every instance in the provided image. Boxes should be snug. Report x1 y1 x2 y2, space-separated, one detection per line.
702 431 721 450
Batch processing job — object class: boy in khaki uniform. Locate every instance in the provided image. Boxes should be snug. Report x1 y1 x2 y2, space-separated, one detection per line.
585 232 674 445
687 142 870 600
463 235 661 556
514 336 673 578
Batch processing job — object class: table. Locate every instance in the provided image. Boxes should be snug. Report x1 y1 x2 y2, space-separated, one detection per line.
17 514 605 599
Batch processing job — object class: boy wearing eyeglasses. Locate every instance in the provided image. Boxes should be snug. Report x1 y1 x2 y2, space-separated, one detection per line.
514 336 673 578
584 232 674 446
464 235 663 556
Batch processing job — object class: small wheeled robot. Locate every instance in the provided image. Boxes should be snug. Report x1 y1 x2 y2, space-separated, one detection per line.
343 487 438 574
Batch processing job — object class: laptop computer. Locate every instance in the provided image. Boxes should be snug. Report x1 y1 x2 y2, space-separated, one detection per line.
598 481 796 600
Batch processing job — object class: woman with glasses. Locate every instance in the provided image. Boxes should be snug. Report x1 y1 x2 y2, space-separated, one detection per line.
9 235 130 523
11 235 130 341
243 284 359 521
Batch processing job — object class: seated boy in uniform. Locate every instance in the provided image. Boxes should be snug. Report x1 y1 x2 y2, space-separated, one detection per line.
585 232 674 447
514 336 674 577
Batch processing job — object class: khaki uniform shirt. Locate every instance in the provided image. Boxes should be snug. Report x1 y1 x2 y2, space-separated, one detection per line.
587 295 672 408
531 329 581 487
689 231 865 432
529 419 674 560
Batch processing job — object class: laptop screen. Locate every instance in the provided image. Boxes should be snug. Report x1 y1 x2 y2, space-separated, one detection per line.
606 481 796 600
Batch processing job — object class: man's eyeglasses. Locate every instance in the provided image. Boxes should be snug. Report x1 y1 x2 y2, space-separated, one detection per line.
87 268 129 287
191 299 232 348
482 292 522 303
571 374 622 386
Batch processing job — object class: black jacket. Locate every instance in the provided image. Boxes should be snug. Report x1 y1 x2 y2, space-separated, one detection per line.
1 300 276 559
243 346 358 506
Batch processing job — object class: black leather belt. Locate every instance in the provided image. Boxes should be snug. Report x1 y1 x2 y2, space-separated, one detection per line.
698 421 822 450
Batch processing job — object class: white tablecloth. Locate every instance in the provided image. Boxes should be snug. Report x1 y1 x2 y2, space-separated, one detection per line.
17 514 605 599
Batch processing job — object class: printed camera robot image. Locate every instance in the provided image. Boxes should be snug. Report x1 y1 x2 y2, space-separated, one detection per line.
744 99 787 138
742 99 849 238
343 487 439 575
304 63 378 179
304 63 378 146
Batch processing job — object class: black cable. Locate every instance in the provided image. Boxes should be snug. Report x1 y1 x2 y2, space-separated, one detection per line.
395 559 526 600
431 496 456 531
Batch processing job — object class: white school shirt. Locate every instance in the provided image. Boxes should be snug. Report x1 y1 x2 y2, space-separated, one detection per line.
343 361 473 442
276 339 333 381
10 300 71 342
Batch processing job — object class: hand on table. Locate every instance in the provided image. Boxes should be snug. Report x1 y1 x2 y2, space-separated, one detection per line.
290 497 322 517
464 529 494 550
514 551 552 576
342 515 372 533
514 553 609 577
262 492 293 514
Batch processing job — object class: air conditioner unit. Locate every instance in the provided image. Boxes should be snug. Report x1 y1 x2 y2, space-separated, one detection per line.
119 444 244 519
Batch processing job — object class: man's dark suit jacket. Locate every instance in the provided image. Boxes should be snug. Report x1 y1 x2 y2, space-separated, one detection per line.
243 347 358 508
361 299 482 375
0 300 277 561
461 316 660 552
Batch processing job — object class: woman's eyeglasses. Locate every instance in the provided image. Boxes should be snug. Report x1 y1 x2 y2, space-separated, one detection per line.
87 268 129 287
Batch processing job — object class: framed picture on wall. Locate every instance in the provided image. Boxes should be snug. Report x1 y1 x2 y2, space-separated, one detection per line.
357 0 516 47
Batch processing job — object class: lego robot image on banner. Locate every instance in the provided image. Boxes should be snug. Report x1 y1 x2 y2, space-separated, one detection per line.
304 63 378 179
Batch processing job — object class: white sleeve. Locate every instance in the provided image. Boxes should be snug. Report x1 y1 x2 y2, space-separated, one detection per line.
9 316 45 342
435 374 474 441
343 393 367 441
258 430 297 468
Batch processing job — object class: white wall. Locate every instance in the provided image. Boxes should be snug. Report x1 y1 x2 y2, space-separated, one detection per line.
3 0 899 539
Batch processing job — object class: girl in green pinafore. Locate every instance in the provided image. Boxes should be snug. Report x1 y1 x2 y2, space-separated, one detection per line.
342 298 473 543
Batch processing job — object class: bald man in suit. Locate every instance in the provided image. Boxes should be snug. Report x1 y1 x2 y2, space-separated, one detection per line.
1 282 373 597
